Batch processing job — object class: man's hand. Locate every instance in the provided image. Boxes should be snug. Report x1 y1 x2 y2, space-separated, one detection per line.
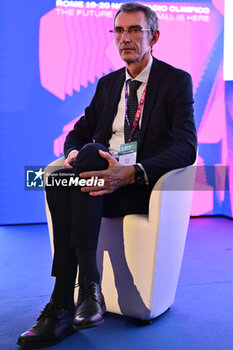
64 150 79 168
79 150 136 196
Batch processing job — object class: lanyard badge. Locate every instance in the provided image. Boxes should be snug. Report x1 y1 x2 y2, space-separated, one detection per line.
119 141 137 165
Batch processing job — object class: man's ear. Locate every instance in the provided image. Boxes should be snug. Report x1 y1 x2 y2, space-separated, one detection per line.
150 30 160 47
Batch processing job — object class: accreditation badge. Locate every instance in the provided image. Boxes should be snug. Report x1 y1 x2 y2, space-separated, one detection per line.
118 141 137 165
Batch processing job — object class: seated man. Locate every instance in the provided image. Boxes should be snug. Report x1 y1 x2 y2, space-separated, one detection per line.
18 2 197 348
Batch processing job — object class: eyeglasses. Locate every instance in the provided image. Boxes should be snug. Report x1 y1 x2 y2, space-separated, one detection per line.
109 26 151 39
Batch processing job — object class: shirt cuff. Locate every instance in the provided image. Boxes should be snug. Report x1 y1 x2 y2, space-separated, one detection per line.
67 149 79 159
137 163 149 185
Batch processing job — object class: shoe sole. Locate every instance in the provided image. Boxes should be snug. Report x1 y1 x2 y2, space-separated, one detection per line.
73 316 104 330
17 327 75 348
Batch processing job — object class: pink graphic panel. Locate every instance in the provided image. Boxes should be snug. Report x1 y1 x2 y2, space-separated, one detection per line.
212 0 224 15
39 10 70 100
198 68 227 163
39 8 116 98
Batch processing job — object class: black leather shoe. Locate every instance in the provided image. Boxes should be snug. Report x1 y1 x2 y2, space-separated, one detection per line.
17 300 75 348
73 282 106 330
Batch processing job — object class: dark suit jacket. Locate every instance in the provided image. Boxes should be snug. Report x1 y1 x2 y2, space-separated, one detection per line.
64 57 197 187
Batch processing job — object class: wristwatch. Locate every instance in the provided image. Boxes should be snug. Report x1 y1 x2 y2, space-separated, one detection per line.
133 164 146 186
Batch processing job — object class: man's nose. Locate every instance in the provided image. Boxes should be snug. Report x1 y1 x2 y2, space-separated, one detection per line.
121 29 130 42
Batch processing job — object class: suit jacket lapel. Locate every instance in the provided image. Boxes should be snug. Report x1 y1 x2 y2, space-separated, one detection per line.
100 68 125 144
139 57 162 150
107 69 125 126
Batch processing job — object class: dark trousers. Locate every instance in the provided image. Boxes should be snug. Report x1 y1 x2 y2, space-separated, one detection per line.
45 143 152 280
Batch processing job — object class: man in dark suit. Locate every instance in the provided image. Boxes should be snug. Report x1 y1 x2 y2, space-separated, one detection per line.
18 3 197 348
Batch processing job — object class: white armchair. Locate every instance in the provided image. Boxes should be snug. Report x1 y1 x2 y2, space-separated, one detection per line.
45 158 196 321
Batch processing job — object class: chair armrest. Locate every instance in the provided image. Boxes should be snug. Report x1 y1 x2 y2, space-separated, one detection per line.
148 164 196 225
44 157 65 177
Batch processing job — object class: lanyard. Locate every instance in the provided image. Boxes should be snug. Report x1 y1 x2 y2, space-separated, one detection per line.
125 81 147 141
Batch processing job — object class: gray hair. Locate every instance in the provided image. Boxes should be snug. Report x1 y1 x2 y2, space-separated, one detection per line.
114 2 159 33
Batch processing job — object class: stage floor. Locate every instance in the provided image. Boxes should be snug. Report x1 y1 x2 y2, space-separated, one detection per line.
0 217 233 350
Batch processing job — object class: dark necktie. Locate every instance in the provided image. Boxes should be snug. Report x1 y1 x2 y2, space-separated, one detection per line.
124 80 142 143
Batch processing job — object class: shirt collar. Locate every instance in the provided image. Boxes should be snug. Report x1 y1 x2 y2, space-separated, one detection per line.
125 55 153 83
